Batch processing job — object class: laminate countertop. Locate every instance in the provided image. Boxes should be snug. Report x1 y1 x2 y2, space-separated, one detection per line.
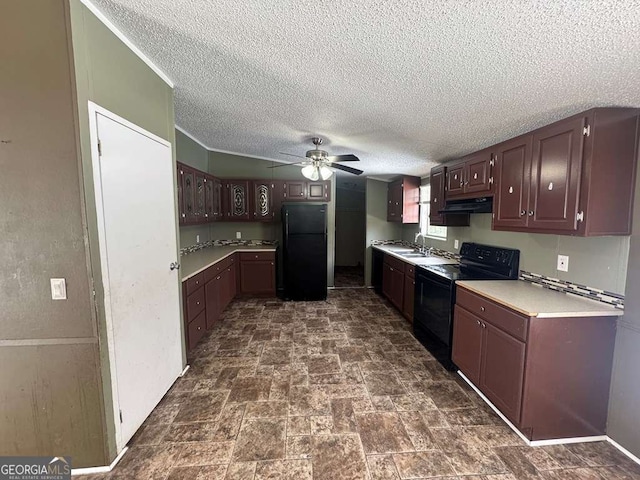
180 245 277 281
372 244 458 267
456 280 624 318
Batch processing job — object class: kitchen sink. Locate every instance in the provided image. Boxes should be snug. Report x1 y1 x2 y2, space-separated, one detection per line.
398 252 426 257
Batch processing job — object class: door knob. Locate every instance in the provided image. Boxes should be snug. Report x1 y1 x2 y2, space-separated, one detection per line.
170 262 181 271
520 210 526 217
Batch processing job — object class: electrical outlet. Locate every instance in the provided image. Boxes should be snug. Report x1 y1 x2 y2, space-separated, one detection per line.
454 239 459 249
50 278 67 300
236 231 242 239
196 234 200 243
557 255 569 272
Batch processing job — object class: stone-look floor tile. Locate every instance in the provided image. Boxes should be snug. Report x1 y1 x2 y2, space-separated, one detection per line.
541 467 604 479
227 377 272 403
531 445 585 470
165 422 217 443
312 435 369 480
442 443 508 476
260 348 292 366
594 465 640 479
269 376 291 400
173 391 229 423
367 454 401 480
244 400 288 418
130 423 170 446
225 462 256 480
398 411 437 451
213 403 246 440
171 441 235 467
364 371 407 396
391 393 437 412
338 346 371 363
255 459 312 480
565 441 630 467
144 401 182 425
309 415 334 435
393 451 456 479
214 367 242 389
356 412 414 454
371 396 397 412
423 381 474 410
288 386 331 416
287 416 311 436
331 398 358 433
420 410 450 427
464 425 524 448
443 407 502 426
307 354 342 374
233 417 287 462
287 435 312 459
167 464 227 480
109 445 178 480
493 446 542 479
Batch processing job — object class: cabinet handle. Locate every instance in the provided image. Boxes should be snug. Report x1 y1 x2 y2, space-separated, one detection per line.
216 276 221 280
195 280 199 285
481 322 486 329
480 306 485 312
196 301 200 305
255 255 258 258
477 320 481 326
197 326 201 331
520 210 526 217
390 268 394 271
473 173 478 179
528 211 534 216
271 262 274 265
433 198 437 203
464 181 469 185
300 192 304 196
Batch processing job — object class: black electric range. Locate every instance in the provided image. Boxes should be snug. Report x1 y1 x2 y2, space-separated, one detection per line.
413 243 520 370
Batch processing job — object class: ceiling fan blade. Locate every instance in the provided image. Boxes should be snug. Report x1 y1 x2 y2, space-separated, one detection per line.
268 161 305 168
327 154 360 162
331 163 363 175
279 152 308 160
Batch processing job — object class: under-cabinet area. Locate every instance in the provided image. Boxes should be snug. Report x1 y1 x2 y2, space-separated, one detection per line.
181 247 276 351
453 281 622 442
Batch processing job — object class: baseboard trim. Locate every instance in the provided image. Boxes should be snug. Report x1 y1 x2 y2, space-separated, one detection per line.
457 371 607 447
179 364 190 377
607 437 640 466
71 446 128 476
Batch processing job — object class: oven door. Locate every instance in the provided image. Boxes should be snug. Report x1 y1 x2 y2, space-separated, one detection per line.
414 269 455 346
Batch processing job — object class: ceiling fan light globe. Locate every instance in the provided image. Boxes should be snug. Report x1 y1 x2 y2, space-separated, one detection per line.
319 165 333 180
301 164 320 181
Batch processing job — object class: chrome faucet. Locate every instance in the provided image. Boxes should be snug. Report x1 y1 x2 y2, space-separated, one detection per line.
415 232 430 255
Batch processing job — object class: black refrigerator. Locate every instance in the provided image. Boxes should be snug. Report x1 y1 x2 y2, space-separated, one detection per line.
282 204 327 301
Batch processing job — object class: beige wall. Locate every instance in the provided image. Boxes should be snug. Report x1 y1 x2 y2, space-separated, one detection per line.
0 1 106 467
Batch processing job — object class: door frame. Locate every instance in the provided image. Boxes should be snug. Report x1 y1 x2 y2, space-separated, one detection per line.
87 101 180 451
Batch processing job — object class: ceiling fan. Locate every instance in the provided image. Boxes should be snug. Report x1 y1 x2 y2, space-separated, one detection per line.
270 137 363 180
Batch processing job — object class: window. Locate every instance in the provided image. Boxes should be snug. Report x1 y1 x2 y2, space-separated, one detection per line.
419 185 447 240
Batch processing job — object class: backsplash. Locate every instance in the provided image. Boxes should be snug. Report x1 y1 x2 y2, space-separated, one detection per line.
520 271 625 310
180 239 278 256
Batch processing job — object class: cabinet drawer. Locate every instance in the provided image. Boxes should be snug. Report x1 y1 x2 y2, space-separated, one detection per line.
456 287 528 342
383 254 405 273
186 286 205 322
405 264 415 279
185 272 205 295
239 251 275 262
204 254 236 283
187 309 206 350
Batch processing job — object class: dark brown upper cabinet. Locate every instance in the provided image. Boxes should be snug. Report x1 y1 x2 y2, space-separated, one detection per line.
308 181 330 201
387 176 420 223
223 179 251 221
203 175 215 221
250 180 275 222
429 166 470 227
492 108 639 236
181 164 196 224
282 180 331 202
446 149 494 200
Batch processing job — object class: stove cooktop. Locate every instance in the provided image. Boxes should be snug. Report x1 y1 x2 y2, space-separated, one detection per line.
419 263 503 282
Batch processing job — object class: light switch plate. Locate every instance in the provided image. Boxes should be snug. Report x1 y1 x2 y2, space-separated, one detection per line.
454 239 459 249
557 255 569 272
236 231 241 239
196 234 200 243
50 278 67 300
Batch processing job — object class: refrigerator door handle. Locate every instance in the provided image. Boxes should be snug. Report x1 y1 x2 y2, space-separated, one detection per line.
285 211 289 238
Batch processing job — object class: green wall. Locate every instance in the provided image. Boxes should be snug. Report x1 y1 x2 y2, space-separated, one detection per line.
70 0 177 464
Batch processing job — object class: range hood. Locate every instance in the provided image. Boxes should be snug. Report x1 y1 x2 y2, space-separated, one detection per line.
438 196 493 214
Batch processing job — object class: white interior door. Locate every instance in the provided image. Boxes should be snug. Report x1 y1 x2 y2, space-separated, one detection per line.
89 103 182 450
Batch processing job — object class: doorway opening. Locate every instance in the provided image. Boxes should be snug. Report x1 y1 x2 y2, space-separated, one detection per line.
334 177 366 287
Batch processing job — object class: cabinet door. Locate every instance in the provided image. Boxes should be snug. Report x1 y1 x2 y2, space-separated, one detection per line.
177 163 185 225
480 322 526 424
528 116 585 232
213 177 223 220
382 263 393 300
285 181 307 200
224 180 251 221
194 172 206 222
390 267 405 311
252 181 274 221
451 307 484 386
205 277 222 330
493 135 532 229
182 166 196 224
465 150 493 194
387 181 403 222
308 181 330 201
204 175 215 222
240 261 276 294
225 264 237 305
402 274 415 322
446 164 465 197
429 166 446 225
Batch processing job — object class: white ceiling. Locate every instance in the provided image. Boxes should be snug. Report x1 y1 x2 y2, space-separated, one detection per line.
92 0 640 178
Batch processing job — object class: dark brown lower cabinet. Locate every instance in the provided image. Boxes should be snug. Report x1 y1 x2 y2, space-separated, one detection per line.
402 265 415 322
239 252 276 295
381 252 415 322
452 285 617 441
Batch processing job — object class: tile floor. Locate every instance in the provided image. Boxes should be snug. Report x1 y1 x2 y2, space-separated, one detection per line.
78 289 640 479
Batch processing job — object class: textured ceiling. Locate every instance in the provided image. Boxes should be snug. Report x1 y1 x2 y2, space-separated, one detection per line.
91 0 640 178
